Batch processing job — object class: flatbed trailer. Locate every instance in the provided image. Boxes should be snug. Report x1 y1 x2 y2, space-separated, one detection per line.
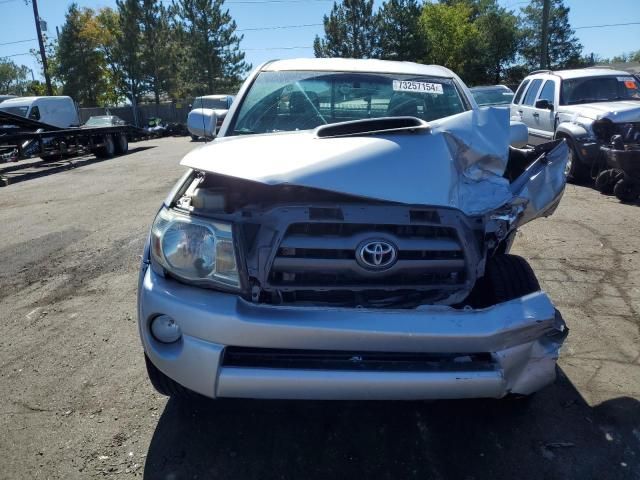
0 110 148 163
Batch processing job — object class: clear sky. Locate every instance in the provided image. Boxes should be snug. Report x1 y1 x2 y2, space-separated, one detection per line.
1 0 639 80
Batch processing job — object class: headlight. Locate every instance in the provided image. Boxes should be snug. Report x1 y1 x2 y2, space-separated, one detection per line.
150 208 240 290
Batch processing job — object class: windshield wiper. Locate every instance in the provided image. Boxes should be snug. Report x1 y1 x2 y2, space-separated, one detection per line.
234 128 258 135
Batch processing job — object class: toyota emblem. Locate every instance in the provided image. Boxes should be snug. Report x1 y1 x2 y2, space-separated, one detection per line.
356 240 398 270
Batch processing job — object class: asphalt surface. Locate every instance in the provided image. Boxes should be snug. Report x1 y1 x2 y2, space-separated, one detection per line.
0 136 638 479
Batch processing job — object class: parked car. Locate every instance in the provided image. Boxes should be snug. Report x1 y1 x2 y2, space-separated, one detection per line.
0 96 79 128
139 58 568 402
0 94 17 104
470 85 514 107
511 68 640 182
187 94 234 140
83 115 127 127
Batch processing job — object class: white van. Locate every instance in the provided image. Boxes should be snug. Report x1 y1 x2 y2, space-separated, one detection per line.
0 96 79 128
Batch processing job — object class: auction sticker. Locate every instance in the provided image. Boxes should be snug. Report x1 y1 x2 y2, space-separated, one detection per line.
393 80 444 94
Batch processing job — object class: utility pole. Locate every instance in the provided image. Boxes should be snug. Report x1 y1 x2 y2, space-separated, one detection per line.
540 0 551 69
32 0 53 95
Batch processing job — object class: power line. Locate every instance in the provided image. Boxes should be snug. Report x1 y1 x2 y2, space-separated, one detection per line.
243 45 313 51
0 38 37 47
574 21 640 30
0 52 33 58
238 23 321 32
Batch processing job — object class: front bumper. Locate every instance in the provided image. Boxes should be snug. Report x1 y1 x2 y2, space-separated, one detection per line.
138 267 567 400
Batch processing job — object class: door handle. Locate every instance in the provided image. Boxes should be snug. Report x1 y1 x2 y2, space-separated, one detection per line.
532 112 539 118
517 110 523 113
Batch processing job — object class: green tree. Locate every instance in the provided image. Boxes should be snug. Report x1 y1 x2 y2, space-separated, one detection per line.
173 0 249 96
0 59 31 95
469 1 518 84
418 2 478 75
114 0 147 104
518 0 582 70
376 0 424 61
54 4 110 106
141 0 179 103
313 0 379 58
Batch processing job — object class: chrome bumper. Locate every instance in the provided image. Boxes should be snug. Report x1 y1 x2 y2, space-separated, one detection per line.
138 267 567 400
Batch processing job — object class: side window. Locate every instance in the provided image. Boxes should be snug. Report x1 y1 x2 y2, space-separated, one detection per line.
28 106 41 120
522 79 543 106
538 80 555 104
513 79 530 104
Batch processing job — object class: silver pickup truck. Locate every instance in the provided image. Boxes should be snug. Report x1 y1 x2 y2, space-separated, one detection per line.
138 58 569 402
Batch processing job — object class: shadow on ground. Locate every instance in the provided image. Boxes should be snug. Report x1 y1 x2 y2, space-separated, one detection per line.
0 145 156 187
144 369 640 479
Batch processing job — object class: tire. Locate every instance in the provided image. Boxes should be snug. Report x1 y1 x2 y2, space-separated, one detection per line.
594 169 624 195
613 178 640 203
144 353 195 399
471 254 541 307
95 134 115 159
114 133 128 155
562 137 590 184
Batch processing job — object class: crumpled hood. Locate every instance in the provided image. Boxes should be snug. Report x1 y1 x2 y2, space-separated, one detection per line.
560 101 640 122
181 108 562 217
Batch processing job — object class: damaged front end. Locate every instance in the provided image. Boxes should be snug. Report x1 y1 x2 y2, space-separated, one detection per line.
177 108 568 309
141 107 569 399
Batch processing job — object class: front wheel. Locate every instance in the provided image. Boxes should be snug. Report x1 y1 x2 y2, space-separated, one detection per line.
562 137 590 184
467 254 541 308
144 354 196 400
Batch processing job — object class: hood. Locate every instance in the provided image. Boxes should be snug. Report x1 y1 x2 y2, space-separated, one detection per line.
182 108 518 215
560 101 640 122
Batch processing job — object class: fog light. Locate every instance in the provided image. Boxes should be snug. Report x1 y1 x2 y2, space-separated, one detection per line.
150 315 182 343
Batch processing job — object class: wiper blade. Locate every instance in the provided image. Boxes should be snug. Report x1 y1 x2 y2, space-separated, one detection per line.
234 128 257 135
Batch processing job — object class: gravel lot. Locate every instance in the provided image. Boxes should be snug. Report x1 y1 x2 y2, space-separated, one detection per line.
0 136 639 479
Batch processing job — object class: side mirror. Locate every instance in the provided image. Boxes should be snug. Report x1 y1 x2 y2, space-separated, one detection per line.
187 109 217 139
535 99 553 110
509 120 529 148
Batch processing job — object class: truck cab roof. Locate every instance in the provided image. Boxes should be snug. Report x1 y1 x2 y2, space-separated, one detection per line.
262 58 457 79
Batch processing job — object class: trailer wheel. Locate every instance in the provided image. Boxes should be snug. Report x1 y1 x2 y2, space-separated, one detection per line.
95 134 115 159
613 178 640 203
595 169 624 195
115 133 128 155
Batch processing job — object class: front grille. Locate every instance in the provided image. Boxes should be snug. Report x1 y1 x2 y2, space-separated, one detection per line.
268 221 467 289
222 347 495 372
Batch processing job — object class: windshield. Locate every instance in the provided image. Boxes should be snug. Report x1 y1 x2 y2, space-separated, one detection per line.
194 98 228 109
471 88 514 106
230 71 467 135
561 75 640 105
0 105 29 117
85 116 113 126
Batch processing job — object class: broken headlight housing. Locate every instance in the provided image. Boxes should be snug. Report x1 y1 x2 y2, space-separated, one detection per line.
150 207 240 290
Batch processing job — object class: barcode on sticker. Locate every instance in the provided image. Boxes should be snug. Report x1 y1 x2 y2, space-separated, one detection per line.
393 80 443 94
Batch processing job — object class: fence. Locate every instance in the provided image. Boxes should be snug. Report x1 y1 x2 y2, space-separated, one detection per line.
78 101 192 127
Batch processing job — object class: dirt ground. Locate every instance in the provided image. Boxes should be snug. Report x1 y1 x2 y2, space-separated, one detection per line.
0 136 638 479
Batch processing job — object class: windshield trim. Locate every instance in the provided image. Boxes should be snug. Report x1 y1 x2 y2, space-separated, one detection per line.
225 70 470 137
